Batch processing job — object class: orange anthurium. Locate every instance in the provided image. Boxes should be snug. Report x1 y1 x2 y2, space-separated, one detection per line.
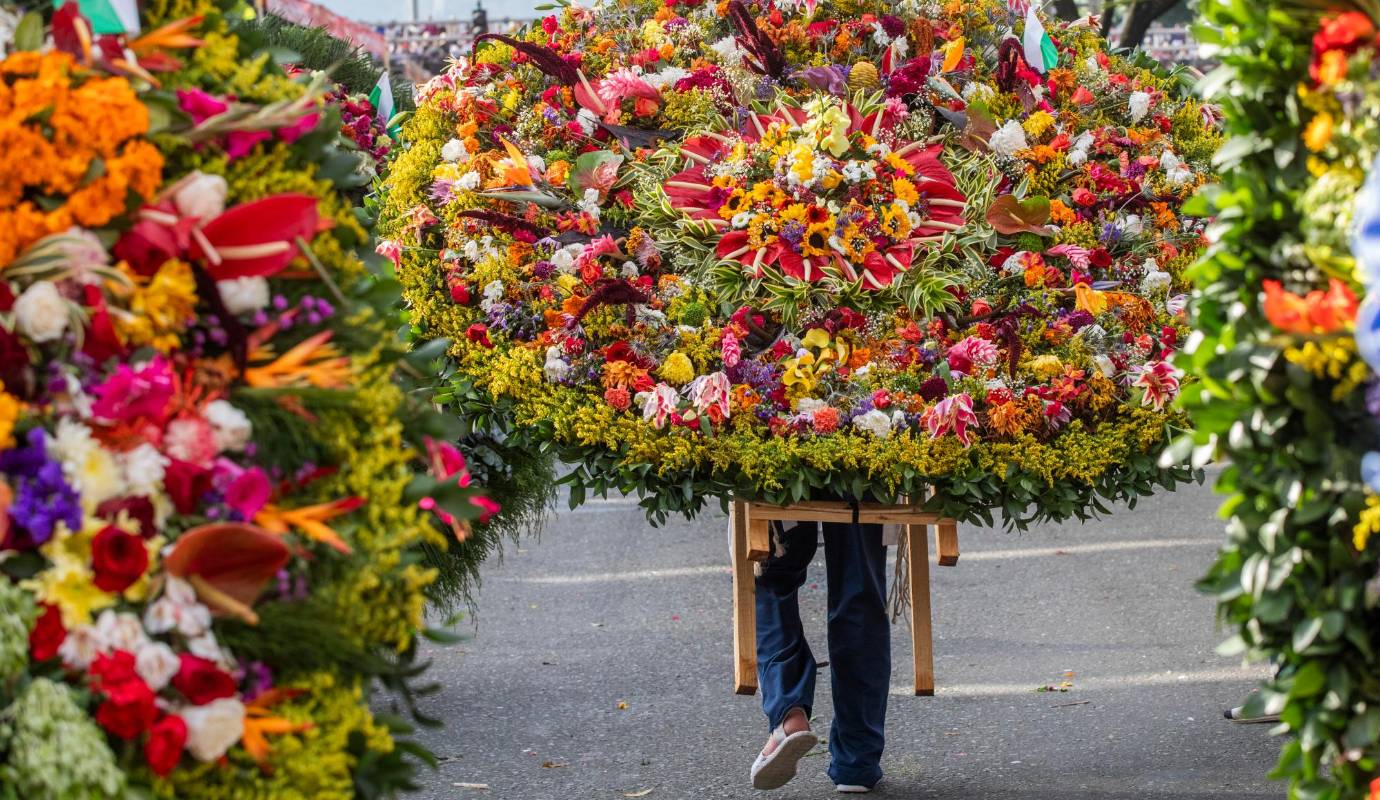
244 331 353 390
163 523 290 625
242 688 312 770
255 497 363 555
1263 278 1358 334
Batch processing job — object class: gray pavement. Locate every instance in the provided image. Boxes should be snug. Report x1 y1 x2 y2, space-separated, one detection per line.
410 474 1282 800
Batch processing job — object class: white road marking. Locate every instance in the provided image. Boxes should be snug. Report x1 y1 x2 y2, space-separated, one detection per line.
895 667 1271 697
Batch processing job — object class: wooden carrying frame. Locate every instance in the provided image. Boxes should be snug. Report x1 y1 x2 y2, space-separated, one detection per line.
729 498 959 697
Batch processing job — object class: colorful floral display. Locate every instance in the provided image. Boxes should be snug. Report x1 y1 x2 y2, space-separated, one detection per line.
0 3 490 797
380 0 1218 523
1181 3 1380 798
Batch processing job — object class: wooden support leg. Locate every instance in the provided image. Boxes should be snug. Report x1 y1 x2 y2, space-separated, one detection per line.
746 515 771 563
907 522 935 696
731 500 759 695
937 521 960 567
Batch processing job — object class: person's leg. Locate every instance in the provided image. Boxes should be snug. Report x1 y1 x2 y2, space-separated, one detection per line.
821 520 890 789
756 521 820 732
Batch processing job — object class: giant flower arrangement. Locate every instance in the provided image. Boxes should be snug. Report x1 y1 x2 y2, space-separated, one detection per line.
1180 1 1380 797
0 2 492 797
380 0 1220 525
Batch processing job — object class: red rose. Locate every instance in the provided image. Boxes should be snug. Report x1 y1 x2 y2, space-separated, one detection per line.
91 526 150 593
1071 188 1098 207
145 714 189 777
82 284 125 365
29 603 65 662
164 459 212 515
172 654 238 705
971 299 992 316
96 677 158 740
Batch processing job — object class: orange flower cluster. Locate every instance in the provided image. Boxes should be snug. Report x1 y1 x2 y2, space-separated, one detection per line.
0 51 163 267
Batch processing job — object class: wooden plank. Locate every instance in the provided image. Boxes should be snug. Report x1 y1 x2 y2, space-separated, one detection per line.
746 516 772 563
907 521 935 696
730 500 758 695
746 501 946 526
937 521 960 567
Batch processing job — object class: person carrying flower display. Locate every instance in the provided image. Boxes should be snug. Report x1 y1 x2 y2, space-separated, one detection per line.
750 513 890 793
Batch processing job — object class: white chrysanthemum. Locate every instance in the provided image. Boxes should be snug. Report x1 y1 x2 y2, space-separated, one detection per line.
441 138 470 163
52 419 122 508
456 171 481 190
988 120 1028 157
644 67 689 89
1142 270 1172 293
709 36 746 66
1159 149 1193 185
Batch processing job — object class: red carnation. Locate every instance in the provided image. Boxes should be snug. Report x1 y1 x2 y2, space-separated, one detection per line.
91 525 150 593
91 650 140 687
466 323 493 348
145 714 189 777
29 603 65 662
172 654 238 705
450 281 472 305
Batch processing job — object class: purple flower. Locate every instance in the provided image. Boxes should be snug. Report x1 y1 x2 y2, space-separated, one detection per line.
0 429 82 550
798 65 850 96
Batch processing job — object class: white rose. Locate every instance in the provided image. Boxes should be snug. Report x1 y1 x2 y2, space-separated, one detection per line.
174 172 229 221
13 281 69 343
182 698 247 762
988 120 1028 157
135 641 180 691
93 610 147 654
216 277 270 316
121 443 168 497
204 400 253 453
1128 91 1151 124
440 138 469 163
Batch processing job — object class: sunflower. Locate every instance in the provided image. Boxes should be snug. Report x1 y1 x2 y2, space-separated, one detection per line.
802 221 833 257
718 189 751 219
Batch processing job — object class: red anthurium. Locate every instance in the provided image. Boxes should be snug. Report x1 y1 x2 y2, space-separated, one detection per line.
191 194 322 280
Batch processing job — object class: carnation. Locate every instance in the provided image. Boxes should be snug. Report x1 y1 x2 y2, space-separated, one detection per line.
853 409 894 439
1128 91 1151 123
204 400 253 453
441 138 470 163
988 120 1028 157
120 443 168 497
135 641 181 691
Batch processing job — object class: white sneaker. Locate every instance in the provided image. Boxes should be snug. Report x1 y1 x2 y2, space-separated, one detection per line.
836 784 872 793
750 722 818 790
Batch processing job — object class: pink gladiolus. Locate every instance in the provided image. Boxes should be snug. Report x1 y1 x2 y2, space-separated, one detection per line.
921 393 979 446
641 383 680 430
176 89 228 124
1131 361 1181 411
721 331 742 369
686 372 731 419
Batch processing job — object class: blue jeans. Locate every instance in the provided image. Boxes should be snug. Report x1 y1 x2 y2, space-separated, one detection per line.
755 520 890 788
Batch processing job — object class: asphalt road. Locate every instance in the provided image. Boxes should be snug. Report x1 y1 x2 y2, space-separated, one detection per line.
409 473 1282 800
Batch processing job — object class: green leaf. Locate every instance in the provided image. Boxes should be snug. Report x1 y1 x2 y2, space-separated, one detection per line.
13 12 43 52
